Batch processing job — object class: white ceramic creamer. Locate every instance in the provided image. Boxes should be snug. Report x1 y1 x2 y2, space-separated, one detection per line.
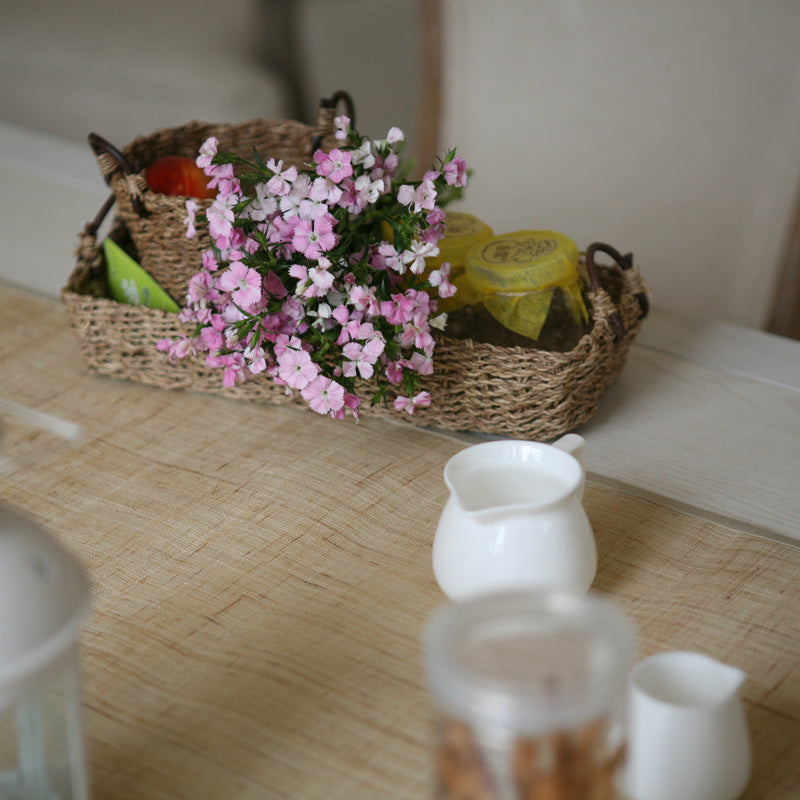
432 435 597 601
619 650 751 800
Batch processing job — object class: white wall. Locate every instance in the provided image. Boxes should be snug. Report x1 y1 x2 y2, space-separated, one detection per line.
440 0 800 329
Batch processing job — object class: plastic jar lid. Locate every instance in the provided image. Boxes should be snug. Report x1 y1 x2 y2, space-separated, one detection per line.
466 230 580 294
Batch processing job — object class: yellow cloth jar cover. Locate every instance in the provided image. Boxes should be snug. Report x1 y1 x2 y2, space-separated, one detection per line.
464 230 589 341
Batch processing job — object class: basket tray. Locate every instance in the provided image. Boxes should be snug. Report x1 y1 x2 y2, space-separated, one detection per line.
87 92 353 301
62 217 649 440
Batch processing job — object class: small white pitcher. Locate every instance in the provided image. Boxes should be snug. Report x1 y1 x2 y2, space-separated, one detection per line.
432 434 597 601
619 650 751 800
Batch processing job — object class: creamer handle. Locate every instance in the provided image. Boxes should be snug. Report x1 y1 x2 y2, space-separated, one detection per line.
553 434 586 499
553 434 585 467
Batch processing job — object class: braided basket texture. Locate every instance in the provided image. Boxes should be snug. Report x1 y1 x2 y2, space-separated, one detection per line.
88 93 351 301
62 214 649 440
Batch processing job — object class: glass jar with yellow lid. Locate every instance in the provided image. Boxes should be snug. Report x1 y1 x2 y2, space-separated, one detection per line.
444 230 591 351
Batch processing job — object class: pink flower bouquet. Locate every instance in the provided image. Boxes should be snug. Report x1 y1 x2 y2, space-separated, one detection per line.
159 115 468 420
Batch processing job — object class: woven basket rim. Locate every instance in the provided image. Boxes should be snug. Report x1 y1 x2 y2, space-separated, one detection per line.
62 212 649 438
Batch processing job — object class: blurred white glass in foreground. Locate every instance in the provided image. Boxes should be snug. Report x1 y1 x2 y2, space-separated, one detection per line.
1 400 90 800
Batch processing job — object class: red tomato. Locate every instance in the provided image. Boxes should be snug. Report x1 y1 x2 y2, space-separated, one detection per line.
145 156 217 199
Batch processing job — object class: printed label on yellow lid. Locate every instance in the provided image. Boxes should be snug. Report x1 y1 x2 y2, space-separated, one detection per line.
466 230 579 293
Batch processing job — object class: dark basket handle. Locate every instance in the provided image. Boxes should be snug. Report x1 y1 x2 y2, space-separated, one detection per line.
584 242 649 341
312 90 356 150
87 131 148 217
76 192 117 278
87 91 356 218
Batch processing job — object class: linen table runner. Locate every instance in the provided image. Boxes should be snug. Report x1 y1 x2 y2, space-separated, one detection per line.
1 283 798 799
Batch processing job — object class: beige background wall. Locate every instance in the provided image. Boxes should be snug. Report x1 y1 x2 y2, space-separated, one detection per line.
439 0 800 328
2 0 799 331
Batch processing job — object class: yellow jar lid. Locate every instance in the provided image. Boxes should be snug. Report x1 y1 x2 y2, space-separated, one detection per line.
466 230 579 293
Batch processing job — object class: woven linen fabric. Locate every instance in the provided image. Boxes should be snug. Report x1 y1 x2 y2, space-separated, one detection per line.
1 284 799 799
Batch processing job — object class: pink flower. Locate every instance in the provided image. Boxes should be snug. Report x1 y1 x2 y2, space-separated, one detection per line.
298 196 328 220
397 184 416 207
184 199 199 238
409 350 434 375
266 159 298 196
217 262 262 309
398 178 437 213
387 127 405 144
301 376 345 415
308 176 343 206
157 336 195 360
187 270 214 304
264 270 288 299
207 194 237 242
349 285 380 314
307 265 334 295
244 343 268 374
429 263 457 298
343 391 361 417
371 241 404 274
342 337 385 380
336 316 363 346
292 215 337 260
273 334 303 358
385 361 404 384
206 352 247 387
331 304 351 327
334 115 351 140
427 207 446 227
399 311 434 350
199 325 224 353
380 292 416 325
372 152 399 183
246 183 278 221
201 249 218 272
277 348 319 389
267 215 295 251
207 163 241 196
443 156 468 187
351 141 375 169
347 175 383 212
313 148 353 184
393 391 431 415
196 137 218 172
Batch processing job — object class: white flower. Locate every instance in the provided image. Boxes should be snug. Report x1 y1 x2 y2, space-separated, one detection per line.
351 141 375 169
429 312 448 330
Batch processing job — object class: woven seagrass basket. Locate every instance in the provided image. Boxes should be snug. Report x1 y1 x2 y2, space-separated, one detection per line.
62 200 649 439
87 91 354 302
